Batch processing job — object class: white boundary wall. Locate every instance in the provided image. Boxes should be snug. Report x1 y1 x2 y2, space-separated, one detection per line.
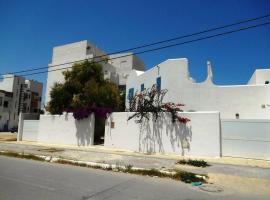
17 113 40 141
18 113 95 146
22 120 40 141
105 111 221 157
37 113 95 146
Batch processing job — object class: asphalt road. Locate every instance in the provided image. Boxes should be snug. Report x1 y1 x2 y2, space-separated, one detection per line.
0 156 266 200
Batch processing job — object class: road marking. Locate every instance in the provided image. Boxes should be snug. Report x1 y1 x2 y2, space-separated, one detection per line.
0 175 55 191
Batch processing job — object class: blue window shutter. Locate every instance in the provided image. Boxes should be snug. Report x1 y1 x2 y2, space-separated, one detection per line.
140 84 144 92
128 88 134 99
156 77 161 91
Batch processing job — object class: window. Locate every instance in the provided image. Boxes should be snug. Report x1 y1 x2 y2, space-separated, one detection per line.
86 46 91 55
5 92 12 98
140 84 145 92
4 101 8 108
128 88 134 100
265 81 269 85
156 77 161 91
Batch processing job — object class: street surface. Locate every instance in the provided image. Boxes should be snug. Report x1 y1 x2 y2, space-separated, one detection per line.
0 156 268 200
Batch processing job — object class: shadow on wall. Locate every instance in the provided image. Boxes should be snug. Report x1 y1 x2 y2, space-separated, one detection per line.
75 116 94 146
139 113 192 155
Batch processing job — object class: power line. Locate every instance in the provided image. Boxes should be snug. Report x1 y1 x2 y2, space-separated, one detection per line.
109 13 270 53
1 13 270 76
135 21 270 55
1 20 269 80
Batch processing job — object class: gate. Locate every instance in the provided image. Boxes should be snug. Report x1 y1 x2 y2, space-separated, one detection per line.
221 119 270 160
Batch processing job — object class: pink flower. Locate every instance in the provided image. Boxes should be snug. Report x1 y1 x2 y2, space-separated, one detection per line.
137 93 143 97
176 103 185 106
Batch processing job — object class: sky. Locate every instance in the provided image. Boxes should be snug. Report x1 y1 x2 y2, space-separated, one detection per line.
0 0 270 99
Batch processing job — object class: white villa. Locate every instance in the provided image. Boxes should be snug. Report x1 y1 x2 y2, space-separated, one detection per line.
17 42 270 159
45 40 270 120
126 58 270 119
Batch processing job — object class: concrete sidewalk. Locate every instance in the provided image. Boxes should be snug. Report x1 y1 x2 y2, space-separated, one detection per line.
0 141 270 178
2 141 270 167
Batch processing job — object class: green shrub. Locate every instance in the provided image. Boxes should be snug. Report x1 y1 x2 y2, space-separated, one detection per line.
176 159 209 167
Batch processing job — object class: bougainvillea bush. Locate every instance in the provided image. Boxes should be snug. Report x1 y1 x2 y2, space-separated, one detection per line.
64 107 113 120
127 85 190 124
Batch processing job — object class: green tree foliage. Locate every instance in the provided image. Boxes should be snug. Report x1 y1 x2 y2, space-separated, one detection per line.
47 60 123 114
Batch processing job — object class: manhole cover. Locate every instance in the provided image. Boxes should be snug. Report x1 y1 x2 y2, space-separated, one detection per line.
38 148 64 153
199 184 223 193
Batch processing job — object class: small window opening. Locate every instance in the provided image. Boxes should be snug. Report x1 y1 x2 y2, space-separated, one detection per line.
156 77 161 91
141 84 144 92
4 101 8 108
128 88 134 100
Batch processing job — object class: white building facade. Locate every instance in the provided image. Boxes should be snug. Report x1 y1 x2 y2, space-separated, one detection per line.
126 58 270 119
108 53 145 86
45 40 145 105
0 75 42 130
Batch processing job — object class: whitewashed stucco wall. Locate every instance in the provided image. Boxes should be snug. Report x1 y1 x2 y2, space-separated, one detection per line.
21 120 40 141
37 113 95 146
126 58 270 119
104 111 221 157
45 41 117 104
248 69 270 85
45 41 90 105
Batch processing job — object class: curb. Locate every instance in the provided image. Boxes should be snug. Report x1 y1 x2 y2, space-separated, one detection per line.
0 150 208 184
0 150 175 174
2 141 270 169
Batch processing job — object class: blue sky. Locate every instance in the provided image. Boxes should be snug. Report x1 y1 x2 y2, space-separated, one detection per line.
0 0 270 97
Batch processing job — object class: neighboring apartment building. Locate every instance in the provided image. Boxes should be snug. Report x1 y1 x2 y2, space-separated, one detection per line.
126 58 270 119
0 90 13 130
45 40 145 105
0 75 42 130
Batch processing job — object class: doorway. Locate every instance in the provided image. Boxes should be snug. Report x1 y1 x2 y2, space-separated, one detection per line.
94 116 105 145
